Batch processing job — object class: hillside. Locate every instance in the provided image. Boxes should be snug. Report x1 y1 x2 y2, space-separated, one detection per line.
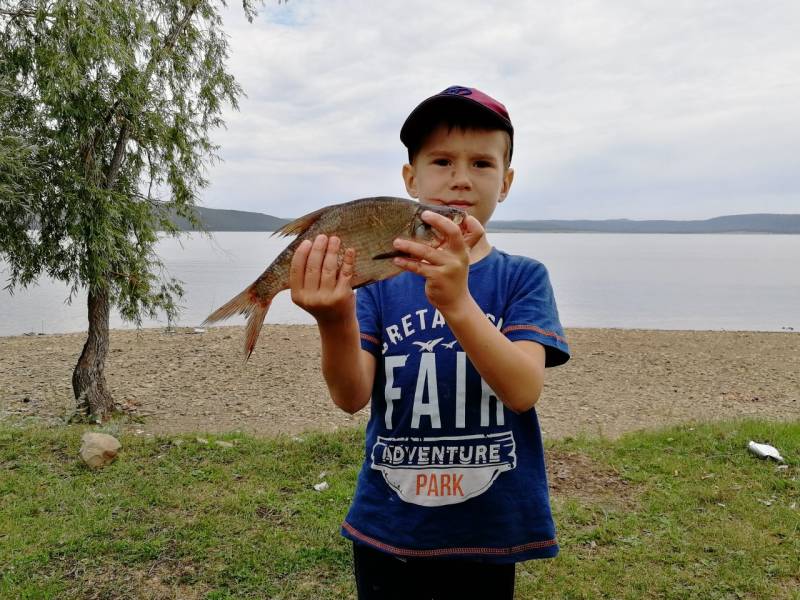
172 206 290 231
182 207 800 233
486 213 800 233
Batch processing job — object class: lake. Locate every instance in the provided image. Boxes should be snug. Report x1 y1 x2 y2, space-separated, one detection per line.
1 232 798 336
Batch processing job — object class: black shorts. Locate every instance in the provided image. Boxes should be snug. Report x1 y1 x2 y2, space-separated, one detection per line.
352 542 516 600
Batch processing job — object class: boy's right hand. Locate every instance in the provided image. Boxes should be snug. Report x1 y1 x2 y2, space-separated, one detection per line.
290 234 357 325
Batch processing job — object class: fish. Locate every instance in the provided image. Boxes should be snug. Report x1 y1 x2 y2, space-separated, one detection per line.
203 196 465 358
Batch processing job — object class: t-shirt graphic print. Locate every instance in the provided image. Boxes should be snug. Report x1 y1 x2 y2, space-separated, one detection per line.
371 430 517 506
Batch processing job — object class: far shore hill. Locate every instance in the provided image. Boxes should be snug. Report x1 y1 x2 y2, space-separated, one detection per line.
170 207 800 234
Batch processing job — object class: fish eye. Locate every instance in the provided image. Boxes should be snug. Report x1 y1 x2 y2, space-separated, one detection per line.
415 223 430 237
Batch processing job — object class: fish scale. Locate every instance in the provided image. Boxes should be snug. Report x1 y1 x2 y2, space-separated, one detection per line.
204 197 465 358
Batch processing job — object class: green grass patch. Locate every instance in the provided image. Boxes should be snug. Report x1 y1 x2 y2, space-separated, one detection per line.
1 420 798 599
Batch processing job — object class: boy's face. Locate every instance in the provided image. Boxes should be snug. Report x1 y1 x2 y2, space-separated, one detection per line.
402 125 514 226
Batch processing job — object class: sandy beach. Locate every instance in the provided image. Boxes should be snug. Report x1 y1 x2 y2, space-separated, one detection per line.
1 326 798 439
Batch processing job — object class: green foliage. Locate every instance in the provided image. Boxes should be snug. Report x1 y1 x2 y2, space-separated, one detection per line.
0 420 798 598
0 0 258 324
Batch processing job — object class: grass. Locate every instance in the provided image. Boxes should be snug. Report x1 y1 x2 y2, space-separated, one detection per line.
0 419 798 599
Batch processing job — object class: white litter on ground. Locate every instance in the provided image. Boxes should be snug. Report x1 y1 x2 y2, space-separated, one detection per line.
747 441 785 463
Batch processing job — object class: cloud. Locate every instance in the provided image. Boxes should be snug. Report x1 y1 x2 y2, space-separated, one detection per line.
200 0 800 219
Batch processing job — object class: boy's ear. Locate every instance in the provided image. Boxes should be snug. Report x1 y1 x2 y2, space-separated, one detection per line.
402 163 418 198
498 167 515 203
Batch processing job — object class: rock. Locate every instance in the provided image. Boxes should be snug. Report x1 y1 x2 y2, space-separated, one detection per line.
196 437 209 444
313 481 329 492
79 432 121 469
215 441 234 449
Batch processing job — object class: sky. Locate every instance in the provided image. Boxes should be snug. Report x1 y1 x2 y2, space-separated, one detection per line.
201 0 800 221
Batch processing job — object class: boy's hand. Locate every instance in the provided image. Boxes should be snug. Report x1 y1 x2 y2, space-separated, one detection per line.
391 211 485 313
290 234 356 325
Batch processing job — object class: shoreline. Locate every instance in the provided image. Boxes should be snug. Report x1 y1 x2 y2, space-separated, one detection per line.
2 325 799 440
3 323 798 340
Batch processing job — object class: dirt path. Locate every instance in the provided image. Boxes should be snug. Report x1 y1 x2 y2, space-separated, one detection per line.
1 326 798 439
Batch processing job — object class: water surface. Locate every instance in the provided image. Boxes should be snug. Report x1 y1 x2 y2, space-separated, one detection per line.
1 233 798 336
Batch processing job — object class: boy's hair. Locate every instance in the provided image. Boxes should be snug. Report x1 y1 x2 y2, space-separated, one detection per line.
404 111 513 168
401 86 514 168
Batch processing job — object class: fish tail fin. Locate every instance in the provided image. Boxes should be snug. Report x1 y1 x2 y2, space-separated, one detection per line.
203 285 272 360
203 287 258 324
242 300 269 360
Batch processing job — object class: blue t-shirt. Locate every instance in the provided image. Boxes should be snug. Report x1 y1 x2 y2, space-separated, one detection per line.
341 247 570 564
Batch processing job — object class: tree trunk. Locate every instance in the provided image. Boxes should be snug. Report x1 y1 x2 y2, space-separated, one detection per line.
72 287 115 422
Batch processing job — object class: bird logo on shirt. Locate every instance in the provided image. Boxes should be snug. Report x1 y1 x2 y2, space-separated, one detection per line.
442 340 458 349
412 338 444 352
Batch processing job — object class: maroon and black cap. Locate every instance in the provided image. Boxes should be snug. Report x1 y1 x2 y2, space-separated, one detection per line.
400 85 514 161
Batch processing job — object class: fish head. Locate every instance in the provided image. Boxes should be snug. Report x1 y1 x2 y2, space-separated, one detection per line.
408 204 466 246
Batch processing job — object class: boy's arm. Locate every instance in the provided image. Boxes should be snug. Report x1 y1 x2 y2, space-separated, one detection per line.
391 212 545 414
440 297 545 414
318 315 376 415
290 234 375 414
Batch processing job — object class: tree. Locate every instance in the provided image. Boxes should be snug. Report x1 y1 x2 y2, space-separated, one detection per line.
0 0 260 421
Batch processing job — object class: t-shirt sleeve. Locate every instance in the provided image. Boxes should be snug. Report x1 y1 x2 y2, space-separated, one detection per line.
501 261 570 367
356 284 382 356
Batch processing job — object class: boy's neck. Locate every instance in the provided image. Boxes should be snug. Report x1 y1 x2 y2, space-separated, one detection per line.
468 234 493 264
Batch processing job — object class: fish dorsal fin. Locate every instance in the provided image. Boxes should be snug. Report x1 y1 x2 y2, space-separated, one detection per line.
272 206 329 238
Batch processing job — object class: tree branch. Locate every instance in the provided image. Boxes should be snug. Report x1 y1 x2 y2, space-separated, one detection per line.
0 8 39 17
82 1 201 187
82 98 123 172
0 6 56 23
138 1 203 95
106 121 129 189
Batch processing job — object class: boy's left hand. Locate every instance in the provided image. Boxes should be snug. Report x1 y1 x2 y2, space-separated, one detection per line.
391 211 484 313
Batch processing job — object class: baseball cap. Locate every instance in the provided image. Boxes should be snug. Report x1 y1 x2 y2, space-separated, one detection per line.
400 85 514 162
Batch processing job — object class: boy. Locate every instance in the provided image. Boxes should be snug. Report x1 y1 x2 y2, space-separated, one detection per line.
289 86 570 599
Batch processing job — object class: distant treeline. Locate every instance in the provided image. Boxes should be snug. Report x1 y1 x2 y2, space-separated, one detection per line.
485 213 800 234
175 207 800 234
